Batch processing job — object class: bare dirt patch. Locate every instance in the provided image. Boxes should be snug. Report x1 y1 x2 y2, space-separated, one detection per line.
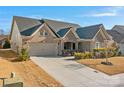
0 49 17 58
78 57 124 75
0 50 62 87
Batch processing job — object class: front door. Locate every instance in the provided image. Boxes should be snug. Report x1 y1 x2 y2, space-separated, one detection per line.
73 43 75 50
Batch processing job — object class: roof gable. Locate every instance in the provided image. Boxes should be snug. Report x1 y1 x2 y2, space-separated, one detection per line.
20 24 41 36
13 16 42 32
57 27 71 37
76 24 103 39
107 30 124 43
43 19 80 32
112 25 124 34
13 16 80 37
12 16 108 40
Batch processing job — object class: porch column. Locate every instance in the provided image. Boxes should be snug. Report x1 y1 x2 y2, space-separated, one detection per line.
61 41 64 50
71 43 73 50
89 41 95 52
75 42 78 51
59 41 64 55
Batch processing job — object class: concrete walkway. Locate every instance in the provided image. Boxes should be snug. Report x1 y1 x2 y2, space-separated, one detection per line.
31 56 124 87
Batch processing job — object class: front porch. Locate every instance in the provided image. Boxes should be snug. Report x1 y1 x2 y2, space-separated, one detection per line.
60 40 106 56
60 41 94 56
61 42 78 56
62 41 93 51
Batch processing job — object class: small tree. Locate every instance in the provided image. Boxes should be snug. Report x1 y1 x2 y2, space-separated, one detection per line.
104 40 108 62
20 48 29 61
111 42 118 49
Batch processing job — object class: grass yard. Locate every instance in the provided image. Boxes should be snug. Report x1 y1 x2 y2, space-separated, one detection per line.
78 57 124 75
0 49 62 87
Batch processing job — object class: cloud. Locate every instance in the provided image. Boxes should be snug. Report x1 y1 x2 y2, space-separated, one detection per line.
77 6 124 17
91 12 117 17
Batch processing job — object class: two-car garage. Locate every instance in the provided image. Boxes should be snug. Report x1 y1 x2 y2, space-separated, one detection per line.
29 43 58 56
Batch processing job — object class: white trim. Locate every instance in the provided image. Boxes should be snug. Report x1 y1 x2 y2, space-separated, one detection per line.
79 39 93 42
95 42 100 48
62 28 71 38
93 27 110 40
99 29 107 39
44 23 58 38
62 27 79 39
31 23 45 37
101 27 111 40
30 23 58 38
70 27 80 39
93 29 101 40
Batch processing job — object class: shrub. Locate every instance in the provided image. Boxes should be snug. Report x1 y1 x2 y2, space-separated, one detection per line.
83 52 93 59
74 52 83 59
19 48 29 61
93 48 106 52
100 52 106 58
3 40 10 49
111 50 117 57
74 52 92 59
93 48 118 58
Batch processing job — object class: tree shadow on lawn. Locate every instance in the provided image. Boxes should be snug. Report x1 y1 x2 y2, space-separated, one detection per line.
8 57 23 63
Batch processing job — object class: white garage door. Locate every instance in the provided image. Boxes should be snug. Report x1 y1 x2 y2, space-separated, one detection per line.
29 43 58 56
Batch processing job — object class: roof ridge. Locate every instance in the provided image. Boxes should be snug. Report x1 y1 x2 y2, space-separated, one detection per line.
114 25 124 27
107 29 121 34
42 18 80 26
112 25 124 30
13 16 40 21
59 27 73 30
78 24 103 29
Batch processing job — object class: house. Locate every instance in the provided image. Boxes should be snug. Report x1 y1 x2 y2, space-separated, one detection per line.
0 35 7 48
107 25 124 55
10 16 111 56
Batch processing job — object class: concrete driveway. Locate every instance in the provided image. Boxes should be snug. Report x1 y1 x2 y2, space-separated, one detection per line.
31 56 124 87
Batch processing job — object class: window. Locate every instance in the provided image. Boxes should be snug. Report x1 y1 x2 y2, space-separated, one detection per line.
95 42 100 49
40 30 48 36
64 42 71 50
73 43 75 50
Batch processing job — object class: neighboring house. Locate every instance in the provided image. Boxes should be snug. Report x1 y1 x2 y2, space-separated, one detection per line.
10 16 111 56
107 25 124 55
0 35 7 48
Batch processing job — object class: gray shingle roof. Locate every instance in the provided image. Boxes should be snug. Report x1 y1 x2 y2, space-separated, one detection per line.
13 16 80 37
20 24 41 36
112 25 124 34
76 24 103 39
57 27 71 37
43 19 80 32
13 16 105 40
120 39 124 43
107 30 124 43
14 16 42 32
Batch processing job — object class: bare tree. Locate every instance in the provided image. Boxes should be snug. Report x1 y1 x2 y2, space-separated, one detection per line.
0 29 4 35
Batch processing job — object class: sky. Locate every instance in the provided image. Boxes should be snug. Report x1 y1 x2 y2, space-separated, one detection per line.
0 6 124 34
